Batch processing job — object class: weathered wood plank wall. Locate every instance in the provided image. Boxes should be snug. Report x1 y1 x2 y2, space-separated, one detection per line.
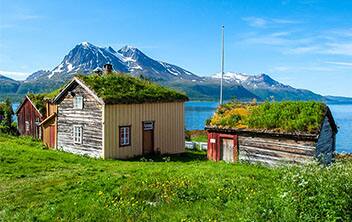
104 102 185 159
238 136 316 165
17 98 42 139
316 116 335 163
57 84 103 158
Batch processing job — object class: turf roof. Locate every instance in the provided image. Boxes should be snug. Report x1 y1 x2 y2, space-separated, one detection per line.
208 101 329 134
77 73 189 104
27 88 61 115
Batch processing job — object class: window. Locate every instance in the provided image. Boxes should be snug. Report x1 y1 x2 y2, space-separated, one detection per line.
119 126 131 147
25 121 30 132
73 126 83 144
73 96 83 109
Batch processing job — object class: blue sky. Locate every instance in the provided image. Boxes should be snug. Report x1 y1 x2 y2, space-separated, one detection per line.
1 0 352 96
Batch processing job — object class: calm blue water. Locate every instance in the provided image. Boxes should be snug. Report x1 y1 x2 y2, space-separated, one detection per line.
185 101 352 153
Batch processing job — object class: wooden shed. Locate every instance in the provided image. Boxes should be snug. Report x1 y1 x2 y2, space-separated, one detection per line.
53 73 188 159
16 95 44 139
206 102 338 165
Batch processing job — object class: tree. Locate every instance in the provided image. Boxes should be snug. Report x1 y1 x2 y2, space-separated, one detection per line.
0 99 16 134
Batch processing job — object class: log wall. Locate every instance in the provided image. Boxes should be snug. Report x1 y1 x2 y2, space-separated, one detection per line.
238 136 316 166
57 84 103 158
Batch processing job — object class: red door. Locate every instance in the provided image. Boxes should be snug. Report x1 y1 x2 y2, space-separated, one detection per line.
49 125 55 148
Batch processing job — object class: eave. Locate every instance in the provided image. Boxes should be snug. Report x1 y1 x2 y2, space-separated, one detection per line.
205 126 320 141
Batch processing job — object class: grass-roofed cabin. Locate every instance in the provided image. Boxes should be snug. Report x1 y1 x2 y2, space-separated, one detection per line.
16 92 59 146
53 73 188 159
205 101 338 165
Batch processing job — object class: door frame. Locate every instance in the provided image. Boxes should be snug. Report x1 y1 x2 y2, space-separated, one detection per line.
217 134 238 162
142 121 155 155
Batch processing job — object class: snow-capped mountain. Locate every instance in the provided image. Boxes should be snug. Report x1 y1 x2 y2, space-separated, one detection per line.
0 41 333 102
25 70 51 81
212 72 287 88
212 72 250 84
26 42 200 82
117 45 202 81
211 72 323 101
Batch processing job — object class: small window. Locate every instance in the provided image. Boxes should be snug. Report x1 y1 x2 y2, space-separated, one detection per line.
73 96 83 109
25 121 30 132
73 126 83 144
119 126 131 147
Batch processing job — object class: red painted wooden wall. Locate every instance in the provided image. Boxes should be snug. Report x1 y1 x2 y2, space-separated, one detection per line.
207 132 238 162
17 98 43 140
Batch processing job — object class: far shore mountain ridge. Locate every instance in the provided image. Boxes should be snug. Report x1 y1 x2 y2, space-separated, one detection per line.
0 41 351 103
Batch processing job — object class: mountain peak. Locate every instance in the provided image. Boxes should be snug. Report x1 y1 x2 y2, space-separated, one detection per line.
117 45 146 61
79 41 94 48
106 46 116 54
120 45 137 51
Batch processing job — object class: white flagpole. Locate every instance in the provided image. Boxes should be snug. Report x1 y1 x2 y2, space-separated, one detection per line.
220 25 225 105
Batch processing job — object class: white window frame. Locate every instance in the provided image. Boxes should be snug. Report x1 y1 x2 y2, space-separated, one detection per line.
119 126 131 147
73 96 83 109
73 126 83 144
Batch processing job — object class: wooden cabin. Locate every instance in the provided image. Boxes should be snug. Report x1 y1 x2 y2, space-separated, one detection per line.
52 73 188 159
16 92 59 147
206 102 338 165
16 95 44 139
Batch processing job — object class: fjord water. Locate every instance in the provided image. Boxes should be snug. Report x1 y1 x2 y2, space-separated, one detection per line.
185 101 352 153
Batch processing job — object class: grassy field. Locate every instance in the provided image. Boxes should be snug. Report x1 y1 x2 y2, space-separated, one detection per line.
0 134 351 221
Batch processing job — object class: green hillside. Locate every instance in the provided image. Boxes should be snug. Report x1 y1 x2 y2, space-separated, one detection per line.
0 75 20 94
1 134 351 221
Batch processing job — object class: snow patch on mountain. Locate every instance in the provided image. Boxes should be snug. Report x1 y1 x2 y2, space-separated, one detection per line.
212 72 249 84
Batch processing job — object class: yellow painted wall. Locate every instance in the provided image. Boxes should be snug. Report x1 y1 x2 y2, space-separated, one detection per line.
103 102 185 159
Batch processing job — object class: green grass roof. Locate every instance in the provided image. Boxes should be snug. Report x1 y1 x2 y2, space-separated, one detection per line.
208 101 327 134
27 88 61 115
78 73 189 104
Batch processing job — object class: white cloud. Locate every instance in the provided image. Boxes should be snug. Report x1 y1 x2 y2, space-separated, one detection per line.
323 43 352 56
242 17 268 28
0 70 29 80
325 61 352 67
271 18 300 24
287 46 321 54
241 26 352 57
242 17 300 28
